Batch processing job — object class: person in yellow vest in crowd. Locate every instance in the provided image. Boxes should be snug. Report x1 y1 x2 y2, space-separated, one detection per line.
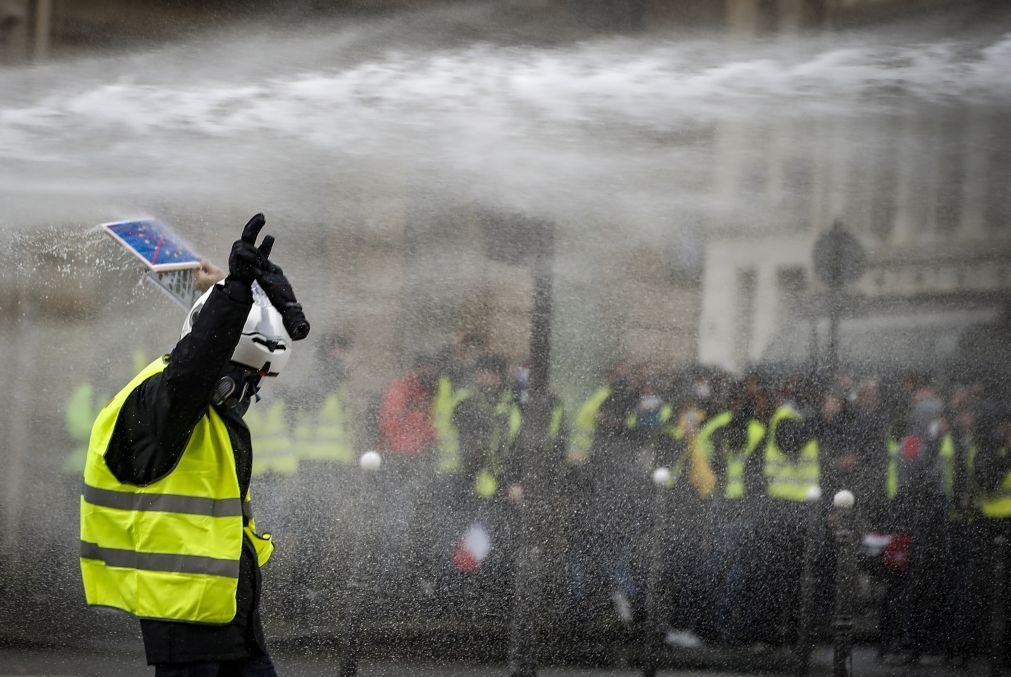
423 350 476 595
292 333 356 471
430 353 519 603
62 351 152 476
62 382 102 476
753 377 821 646
454 353 522 508
506 362 568 504
565 381 612 466
79 214 309 676
938 384 985 666
507 362 570 629
430 330 488 477
277 332 357 621
562 365 632 620
580 376 648 628
972 398 1011 663
692 376 771 647
648 373 716 651
246 397 296 476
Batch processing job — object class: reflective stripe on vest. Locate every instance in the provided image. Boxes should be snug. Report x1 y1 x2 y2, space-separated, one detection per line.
886 433 899 500
725 420 768 499
696 411 733 460
764 406 820 502
247 399 296 476
940 433 956 499
549 405 565 442
940 433 978 521
294 391 354 464
434 376 471 473
80 357 273 624
568 386 611 461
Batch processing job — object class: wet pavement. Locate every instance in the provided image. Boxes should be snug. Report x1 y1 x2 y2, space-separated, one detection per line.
0 645 995 676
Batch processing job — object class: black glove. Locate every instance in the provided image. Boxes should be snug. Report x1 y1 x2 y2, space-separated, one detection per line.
228 213 274 285
258 258 310 341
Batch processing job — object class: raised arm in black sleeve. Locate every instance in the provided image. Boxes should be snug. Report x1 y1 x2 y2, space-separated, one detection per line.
105 278 253 485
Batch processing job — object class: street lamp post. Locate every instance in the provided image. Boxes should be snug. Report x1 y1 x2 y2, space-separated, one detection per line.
794 486 822 677
340 451 383 677
812 221 865 377
507 218 555 677
989 534 1007 677
640 467 673 677
831 490 857 677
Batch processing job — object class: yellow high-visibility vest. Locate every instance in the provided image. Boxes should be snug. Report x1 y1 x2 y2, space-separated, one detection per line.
763 406 820 502
886 431 899 500
433 375 471 474
979 446 1011 518
63 383 100 475
294 389 354 465
657 408 714 494
567 386 611 463
247 399 296 476
80 357 273 624
725 420 767 499
696 411 732 455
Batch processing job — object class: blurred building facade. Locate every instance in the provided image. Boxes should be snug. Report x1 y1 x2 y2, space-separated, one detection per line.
694 2 1011 374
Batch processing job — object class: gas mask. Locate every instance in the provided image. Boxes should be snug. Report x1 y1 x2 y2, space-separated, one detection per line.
212 363 263 414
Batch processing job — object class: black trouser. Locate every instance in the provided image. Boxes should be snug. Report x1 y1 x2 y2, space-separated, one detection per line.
901 501 950 656
154 654 277 677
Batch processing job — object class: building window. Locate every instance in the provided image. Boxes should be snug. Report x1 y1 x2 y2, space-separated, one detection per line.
734 268 757 367
777 266 807 323
933 111 966 235
870 115 901 243
986 114 1011 232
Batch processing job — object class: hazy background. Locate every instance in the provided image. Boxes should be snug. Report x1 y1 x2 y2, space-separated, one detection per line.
0 0 1009 658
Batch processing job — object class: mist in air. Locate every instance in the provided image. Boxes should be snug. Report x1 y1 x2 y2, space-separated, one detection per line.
1 2 1010 672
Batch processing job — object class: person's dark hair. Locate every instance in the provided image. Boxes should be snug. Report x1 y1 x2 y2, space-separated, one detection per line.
475 353 507 377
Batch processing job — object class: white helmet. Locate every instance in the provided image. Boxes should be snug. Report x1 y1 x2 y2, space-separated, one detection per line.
181 282 291 378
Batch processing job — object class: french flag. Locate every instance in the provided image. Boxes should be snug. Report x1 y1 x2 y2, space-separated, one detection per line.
452 521 491 573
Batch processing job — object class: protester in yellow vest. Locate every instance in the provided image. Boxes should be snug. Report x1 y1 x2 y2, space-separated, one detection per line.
79 214 309 675
292 333 356 468
971 399 1011 662
62 383 101 475
764 404 820 503
751 382 821 646
455 354 522 500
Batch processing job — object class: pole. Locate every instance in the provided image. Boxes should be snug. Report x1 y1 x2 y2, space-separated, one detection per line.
640 468 672 677
990 534 1007 677
831 491 856 677
508 220 555 677
340 452 382 677
5 293 33 568
809 313 819 372
794 487 822 677
32 0 50 60
827 286 840 378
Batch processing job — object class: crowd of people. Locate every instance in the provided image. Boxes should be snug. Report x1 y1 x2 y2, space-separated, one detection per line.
218 323 1009 666
64 323 1011 666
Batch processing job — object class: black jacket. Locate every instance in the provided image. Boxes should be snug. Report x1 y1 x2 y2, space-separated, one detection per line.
103 278 269 665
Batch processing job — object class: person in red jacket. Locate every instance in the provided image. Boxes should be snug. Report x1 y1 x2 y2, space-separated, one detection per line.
378 354 439 458
375 354 440 595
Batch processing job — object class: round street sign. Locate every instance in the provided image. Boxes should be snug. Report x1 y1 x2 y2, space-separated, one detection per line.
813 221 866 288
